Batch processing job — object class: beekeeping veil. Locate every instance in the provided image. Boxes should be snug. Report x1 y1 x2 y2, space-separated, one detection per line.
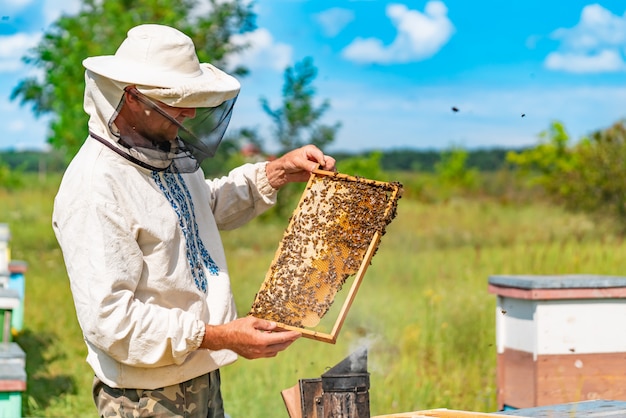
82 24 240 173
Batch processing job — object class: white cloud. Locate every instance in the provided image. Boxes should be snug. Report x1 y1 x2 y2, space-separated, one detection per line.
41 0 81 26
0 1 81 73
312 80 626 151
545 49 625 73
314 7 355 37
341 1 454 64
545 4 626 73
0 32 41 72
189 0 255 22
8 119 26 133
225 28 293 72
4 0 34 8
2 0 81 28
553 4 626 50
0 100 50 151
233 58 626 153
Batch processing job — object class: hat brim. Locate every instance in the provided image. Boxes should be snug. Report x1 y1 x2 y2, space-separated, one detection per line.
83 56 240 108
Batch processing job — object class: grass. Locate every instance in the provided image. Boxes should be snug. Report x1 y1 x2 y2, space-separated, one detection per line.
1 172 625 416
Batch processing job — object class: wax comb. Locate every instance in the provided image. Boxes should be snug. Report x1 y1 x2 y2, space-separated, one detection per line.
248 168 402 343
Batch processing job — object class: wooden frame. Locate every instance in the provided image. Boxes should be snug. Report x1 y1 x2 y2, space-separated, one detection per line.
249 169 402 343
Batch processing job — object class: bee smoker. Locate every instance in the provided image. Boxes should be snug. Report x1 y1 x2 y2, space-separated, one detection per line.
282 347 370 418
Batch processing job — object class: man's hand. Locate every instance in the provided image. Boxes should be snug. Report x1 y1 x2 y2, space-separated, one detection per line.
200 316 301 359
266 144 336 189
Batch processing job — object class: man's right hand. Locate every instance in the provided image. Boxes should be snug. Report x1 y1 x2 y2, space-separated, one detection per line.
200 316 301 359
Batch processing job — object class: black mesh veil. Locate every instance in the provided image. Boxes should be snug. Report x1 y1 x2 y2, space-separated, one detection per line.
107 87 236 173
177 97 237 161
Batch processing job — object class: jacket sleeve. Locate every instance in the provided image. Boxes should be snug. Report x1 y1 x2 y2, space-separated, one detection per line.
204 162 279 230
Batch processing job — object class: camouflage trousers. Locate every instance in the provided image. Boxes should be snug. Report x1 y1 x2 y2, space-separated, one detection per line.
92 370 224 418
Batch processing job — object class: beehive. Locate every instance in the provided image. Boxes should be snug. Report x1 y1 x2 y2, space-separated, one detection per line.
489 274 626 409
249 169 402 343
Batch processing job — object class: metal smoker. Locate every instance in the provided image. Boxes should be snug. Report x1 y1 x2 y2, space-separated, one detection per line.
282 347 370 418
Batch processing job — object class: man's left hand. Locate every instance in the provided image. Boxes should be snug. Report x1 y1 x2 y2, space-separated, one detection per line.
265 144 336 189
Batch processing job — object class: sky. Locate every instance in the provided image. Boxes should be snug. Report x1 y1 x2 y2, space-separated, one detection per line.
1 0 626 153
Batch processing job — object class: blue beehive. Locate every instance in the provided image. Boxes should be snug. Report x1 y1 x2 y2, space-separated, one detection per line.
0 342 25 418
8 261 26 334
0 224 26 417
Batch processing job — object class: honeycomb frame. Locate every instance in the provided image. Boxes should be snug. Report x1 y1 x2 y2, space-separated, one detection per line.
248 168 402 343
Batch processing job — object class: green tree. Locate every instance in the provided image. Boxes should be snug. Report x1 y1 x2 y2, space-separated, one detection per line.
435 146 477 189
555 120 626 225
0 160 24 190
508 119 626 230
506 121 583 203
11 0 256 159
337 151 384 180
200 127 265 177
506 121 578 186
259 57 341 217
260 56 341 154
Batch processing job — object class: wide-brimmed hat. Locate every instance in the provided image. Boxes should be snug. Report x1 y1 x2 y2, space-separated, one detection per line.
82 24 240 108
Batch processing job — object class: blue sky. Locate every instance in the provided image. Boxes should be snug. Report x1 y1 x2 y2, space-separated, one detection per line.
1 0 626 153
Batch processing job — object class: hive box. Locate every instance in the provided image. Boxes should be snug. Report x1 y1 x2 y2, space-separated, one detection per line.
0 342 25 418
0 343 25 367
0 289 19 343
0 363 26 417
488 275 626 410
8 261 27 333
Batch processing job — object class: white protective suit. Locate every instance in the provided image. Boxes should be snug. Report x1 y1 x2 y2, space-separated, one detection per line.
52 70 277 389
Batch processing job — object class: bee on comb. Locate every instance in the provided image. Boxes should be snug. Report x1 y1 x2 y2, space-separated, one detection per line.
248 169 402 343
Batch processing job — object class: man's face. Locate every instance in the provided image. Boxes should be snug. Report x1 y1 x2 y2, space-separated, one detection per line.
125 87 196 144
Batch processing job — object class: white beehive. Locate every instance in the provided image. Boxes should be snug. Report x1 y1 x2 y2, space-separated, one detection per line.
489 274 626 410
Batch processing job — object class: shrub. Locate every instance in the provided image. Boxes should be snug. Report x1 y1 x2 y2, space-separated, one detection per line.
508 120 626 231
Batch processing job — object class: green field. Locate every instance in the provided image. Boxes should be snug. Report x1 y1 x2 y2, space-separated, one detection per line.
2 172 625 417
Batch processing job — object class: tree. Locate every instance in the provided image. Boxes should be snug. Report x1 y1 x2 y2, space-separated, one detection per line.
506 121 581 202
199 127 264 177
435 146 477 189
258 57 341 217
557 120 626 225
506 121 577 184
260 57 341 154
11 0 256 159
337 151 384 180
508 119 626 230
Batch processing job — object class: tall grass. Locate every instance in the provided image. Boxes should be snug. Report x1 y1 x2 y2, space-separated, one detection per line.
221 194 626 417
2 173 625 416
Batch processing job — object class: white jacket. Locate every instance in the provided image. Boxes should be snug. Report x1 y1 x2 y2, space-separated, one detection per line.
52 70 277 389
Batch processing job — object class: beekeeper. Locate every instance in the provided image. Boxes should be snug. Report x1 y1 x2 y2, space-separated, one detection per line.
52 23 335 417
